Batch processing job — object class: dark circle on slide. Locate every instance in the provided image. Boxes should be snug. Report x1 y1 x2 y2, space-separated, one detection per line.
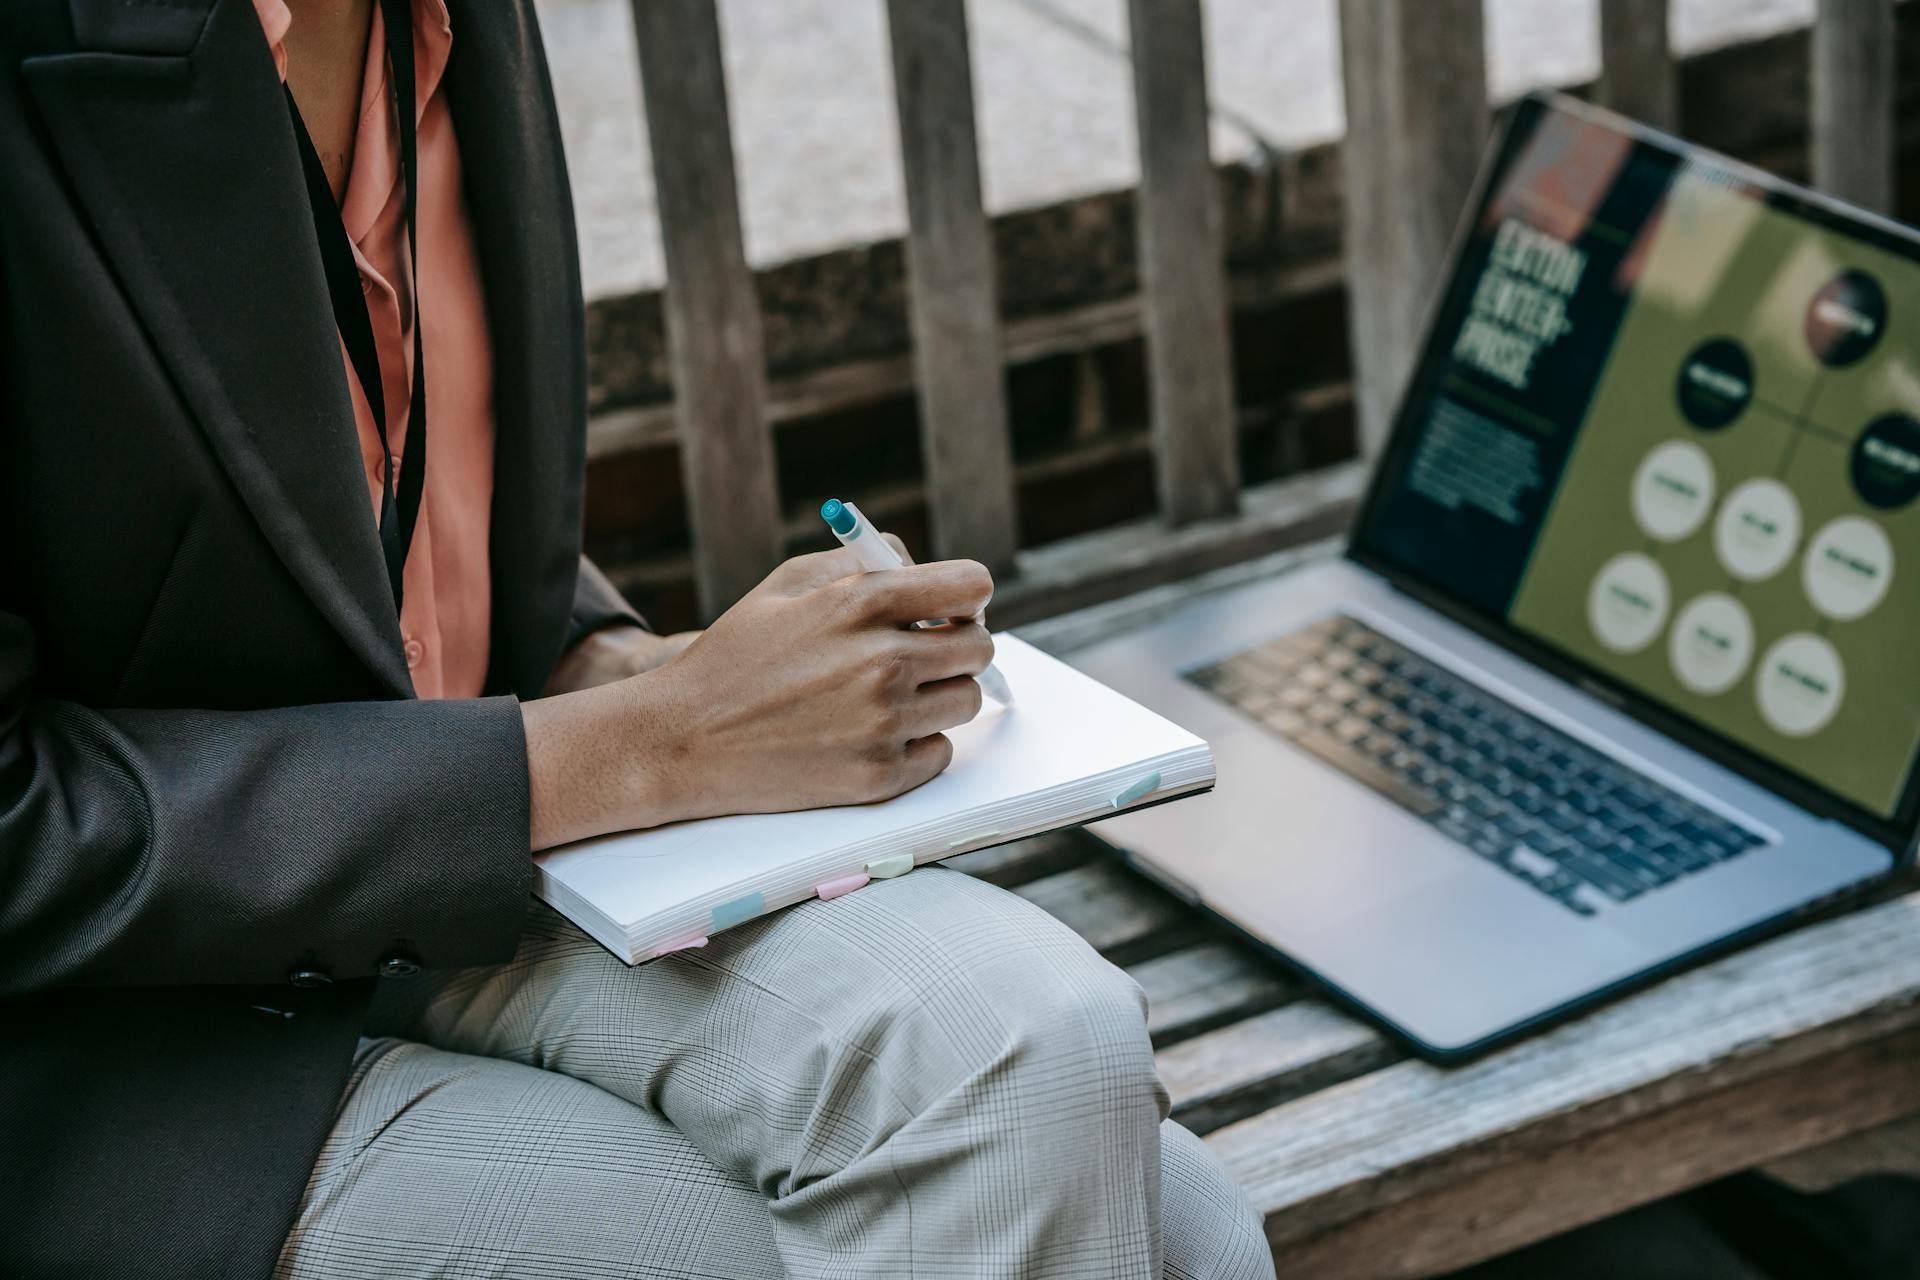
1675 337 1753 430
1851 413 1920 510
1805 268 1887 368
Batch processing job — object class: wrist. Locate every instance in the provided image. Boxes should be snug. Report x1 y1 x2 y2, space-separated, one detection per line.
578 622 650 664
522 670 695 850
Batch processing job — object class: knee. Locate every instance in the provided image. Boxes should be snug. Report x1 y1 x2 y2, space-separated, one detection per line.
825 870 1163 1122
990 946 1164 1115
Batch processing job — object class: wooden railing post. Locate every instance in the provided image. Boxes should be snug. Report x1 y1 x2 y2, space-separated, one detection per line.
1127 0 1242 526
1598 0 1676 130
1338 0 1488 456
1812 0 1896 213
884 0 1019 574
630 0 784 620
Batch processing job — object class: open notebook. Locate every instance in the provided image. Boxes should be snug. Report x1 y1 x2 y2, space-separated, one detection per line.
535 634 1213 962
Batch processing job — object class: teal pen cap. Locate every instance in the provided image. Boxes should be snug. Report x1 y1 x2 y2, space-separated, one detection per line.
822 499 903 572
819 498 859 538
818 497 1014 705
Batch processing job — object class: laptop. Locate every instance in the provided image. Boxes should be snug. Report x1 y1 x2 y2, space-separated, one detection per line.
1075 92 1920 1060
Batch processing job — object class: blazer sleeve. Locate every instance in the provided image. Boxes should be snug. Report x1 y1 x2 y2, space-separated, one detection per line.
564 554 650 651
0 610 535 996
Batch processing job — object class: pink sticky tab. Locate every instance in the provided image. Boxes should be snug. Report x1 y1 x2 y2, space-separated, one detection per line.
650 935 709 958
815 873 870 901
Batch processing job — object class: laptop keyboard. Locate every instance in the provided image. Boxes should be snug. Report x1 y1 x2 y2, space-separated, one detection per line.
1185 615 1767 917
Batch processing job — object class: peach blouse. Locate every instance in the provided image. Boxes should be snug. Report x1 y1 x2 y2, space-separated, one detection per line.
256 0 495 699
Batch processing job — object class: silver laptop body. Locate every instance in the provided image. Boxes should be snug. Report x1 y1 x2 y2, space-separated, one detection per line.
1076 94 1918 1059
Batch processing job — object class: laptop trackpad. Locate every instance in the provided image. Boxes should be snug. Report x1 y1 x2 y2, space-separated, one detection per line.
1123 733 1462 957
1284 833 1647 1051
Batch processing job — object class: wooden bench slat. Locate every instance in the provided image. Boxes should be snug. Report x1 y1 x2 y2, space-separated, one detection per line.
1598 0 1676 130
884 0 1019 574
1272 1025 1920 1279
1130 941 1301 1048
1127 0 1242 525
1337 0 1488 454
1012 858 1200 965
1205 891 1920 1268
1156 1000 1398 1134
1013 534 1347 655
939 830 1097 889
1334 0 1392 453
630 0 784 620
993 464 1365 631
1812 0 1896 213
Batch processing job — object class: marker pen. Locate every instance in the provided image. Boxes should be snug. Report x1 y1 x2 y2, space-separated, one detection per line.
820 498 1014 706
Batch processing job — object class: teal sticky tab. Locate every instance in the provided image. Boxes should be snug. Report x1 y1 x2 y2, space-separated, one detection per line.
1110 771 1162 809
709 892 765 932
865 853 914 879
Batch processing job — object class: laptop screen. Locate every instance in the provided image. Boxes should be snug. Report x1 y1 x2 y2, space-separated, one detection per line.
1353 96 1920 834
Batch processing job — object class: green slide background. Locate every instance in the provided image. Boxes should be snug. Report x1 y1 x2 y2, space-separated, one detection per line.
1510 172 1920 818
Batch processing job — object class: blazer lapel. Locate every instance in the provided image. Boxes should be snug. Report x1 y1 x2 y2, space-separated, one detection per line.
443 0 588 697
23 0 414 697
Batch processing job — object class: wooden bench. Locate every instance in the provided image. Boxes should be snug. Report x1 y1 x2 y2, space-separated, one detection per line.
614 2 1916 1270
956 824 1920 1275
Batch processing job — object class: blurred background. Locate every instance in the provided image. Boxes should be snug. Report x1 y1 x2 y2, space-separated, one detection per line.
537 0 1917 630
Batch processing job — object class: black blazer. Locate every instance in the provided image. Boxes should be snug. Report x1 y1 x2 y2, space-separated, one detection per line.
0 2 639 1274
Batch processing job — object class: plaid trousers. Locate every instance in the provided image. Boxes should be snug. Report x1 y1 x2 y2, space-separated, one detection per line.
274 868 1274 1279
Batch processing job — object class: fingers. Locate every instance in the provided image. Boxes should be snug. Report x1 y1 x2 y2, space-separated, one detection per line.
770 546 868 594
847 559 994 626
765 534 913 597
896 674 985 740
901 619 994 685
890 733 955 796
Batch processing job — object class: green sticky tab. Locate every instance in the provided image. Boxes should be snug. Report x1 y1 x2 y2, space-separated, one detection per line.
947 831 998 850
865 853 914 879
709 892 765 932
1111 771 1162 808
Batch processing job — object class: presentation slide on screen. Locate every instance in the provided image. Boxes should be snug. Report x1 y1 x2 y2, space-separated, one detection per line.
1507 169 1920 816
1365 111 1920 819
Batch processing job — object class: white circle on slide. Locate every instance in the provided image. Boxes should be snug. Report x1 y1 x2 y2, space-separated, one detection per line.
1714 478 1802 581
1588 553 1670 653
1667 592 1755 695
1756 633 1846 737
1632 440 1716 541
1803 515 1895 620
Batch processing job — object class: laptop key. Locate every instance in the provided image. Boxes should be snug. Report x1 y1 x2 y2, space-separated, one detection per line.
1493 811 1534 839
1513 788 1551 816
1650 837 1712 873
1567 883 1612 914
1508 844 1559 879
1332 716 1370 743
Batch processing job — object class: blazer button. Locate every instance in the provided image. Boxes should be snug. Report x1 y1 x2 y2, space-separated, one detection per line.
378 957 422 978
288 969 333 988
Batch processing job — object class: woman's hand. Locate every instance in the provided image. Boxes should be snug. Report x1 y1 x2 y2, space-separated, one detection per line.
521 546 994 849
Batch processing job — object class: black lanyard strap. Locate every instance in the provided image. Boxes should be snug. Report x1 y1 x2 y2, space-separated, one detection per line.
284 0 426 615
